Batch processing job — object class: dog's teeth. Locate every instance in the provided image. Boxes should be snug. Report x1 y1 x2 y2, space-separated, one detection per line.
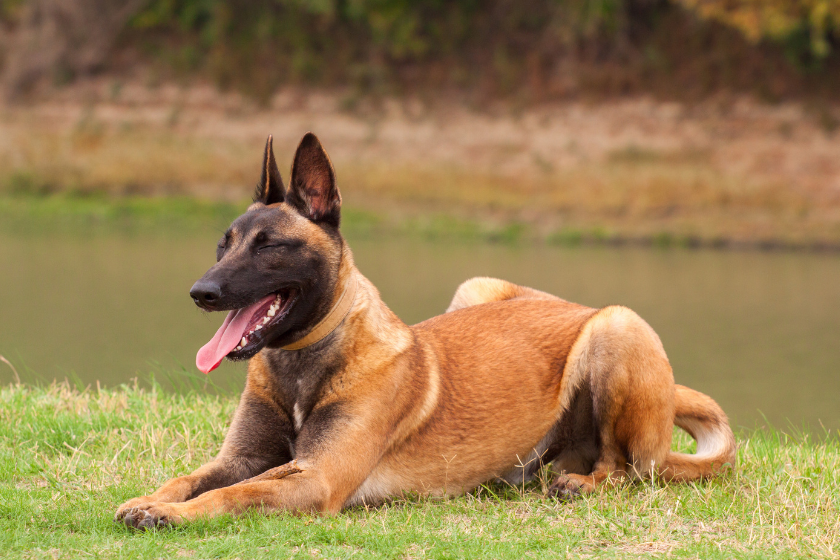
268 308 276 317
263 315 272 323
240 337 248 346
255 325 262 331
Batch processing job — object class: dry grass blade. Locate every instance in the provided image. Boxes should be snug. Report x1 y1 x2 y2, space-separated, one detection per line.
0 354 21 384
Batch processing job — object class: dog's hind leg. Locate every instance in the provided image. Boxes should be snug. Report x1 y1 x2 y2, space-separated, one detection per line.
548 371 630 499
548 306 675 499
446 277 559 312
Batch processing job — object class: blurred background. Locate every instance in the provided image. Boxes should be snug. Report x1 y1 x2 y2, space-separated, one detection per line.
0 0 838 432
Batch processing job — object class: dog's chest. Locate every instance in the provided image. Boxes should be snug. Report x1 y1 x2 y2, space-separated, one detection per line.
259 346 345 431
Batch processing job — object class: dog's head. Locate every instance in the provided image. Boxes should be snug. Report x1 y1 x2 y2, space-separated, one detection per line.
191 133 345 373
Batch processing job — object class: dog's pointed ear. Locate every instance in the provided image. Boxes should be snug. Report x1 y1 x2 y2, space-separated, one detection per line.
287 132 341 227
253 135 285 205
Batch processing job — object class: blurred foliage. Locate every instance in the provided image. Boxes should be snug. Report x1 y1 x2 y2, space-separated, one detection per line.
678 0 840 61
119 0 840 101
0 0 25 17
126 0 635 100
128 0 840 60
1 1 838 101
130 0 628 53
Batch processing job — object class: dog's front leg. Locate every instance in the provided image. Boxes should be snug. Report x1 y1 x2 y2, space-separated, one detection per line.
120 403 387 528
115 455 272 519
119 461 334 527
116 388 294 523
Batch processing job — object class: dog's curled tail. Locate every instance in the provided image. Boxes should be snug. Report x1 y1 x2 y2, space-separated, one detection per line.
659 384 737 482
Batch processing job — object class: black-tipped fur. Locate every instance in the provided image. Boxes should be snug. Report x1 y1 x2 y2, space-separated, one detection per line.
254 135 286 205
287 132 341 227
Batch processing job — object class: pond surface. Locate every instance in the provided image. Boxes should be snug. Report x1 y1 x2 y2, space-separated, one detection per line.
1 230 838 432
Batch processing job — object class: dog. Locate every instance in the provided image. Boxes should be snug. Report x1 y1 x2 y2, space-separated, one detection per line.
116 133 736 529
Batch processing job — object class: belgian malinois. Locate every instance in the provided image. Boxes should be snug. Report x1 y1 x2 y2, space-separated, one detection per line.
117 133 736 529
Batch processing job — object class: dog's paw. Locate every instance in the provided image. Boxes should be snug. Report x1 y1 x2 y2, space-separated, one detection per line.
115 496 153 522
117 502 181 530
548 474 593 501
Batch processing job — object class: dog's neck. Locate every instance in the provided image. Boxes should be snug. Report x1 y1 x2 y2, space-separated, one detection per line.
281 243 358 349
264 241 414 360
281 273 358 351
253 244 413 432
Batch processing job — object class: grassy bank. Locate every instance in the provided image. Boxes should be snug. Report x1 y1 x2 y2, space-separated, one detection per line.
1 381 838 559
0 193 537 245
2 89 839 249
2 192 839 251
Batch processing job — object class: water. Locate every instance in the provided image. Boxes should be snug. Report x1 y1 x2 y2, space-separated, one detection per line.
1 230 838 432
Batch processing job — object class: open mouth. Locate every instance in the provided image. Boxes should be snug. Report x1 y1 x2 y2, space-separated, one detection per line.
196 288 297 373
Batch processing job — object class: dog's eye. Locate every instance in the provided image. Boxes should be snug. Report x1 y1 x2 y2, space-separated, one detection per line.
255 239 302 253
256 243 285 252
216 236 228 261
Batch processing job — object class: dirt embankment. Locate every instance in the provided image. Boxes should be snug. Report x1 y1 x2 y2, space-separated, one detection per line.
2 78 839 247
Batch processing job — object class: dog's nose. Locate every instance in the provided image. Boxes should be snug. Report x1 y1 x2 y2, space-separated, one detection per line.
190 280 222 308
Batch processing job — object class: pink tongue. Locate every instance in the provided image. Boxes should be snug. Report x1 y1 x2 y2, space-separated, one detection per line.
196 294 275 374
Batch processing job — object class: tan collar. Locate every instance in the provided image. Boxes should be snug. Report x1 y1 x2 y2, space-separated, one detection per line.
281 274 358 351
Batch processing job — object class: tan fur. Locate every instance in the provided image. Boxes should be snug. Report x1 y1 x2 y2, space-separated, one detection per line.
116 267 736 525
116 138 736 529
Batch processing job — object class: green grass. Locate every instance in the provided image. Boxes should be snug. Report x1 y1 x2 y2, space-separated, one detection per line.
0 193 243 236
1 381 838 559
5 192 836 251
0 193 537 245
